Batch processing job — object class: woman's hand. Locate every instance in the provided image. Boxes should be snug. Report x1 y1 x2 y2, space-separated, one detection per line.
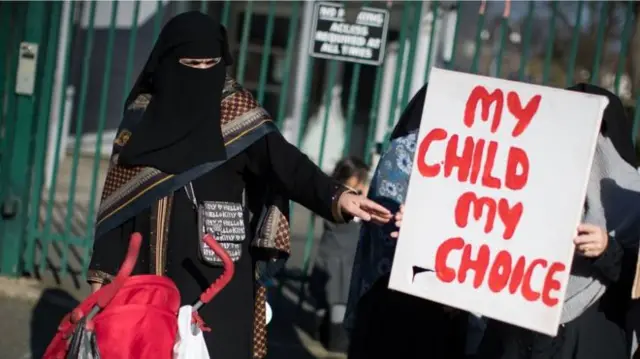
338 192 392 224
390 204 404 238
574 223 608 258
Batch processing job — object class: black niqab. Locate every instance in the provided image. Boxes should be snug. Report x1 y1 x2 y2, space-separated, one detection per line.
567 83 636 167
119 11 233 174
390 84 428 140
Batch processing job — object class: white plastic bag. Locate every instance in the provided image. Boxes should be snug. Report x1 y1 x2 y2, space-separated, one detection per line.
173 305 210 359
266 301 272 325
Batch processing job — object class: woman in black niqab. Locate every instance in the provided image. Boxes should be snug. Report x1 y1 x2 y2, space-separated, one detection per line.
119 11 233 174
88 12 393 359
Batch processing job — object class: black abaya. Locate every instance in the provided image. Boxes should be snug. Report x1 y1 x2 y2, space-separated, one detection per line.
90 132 344 359
348 275 468 359
478 299 628 359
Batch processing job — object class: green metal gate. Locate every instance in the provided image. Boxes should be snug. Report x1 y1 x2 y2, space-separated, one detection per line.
0 1 62 276
0 0 638 289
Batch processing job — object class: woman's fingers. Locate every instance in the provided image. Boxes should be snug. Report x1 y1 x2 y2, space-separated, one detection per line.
395 206 404 221
349 204 372 222
370 214 391 224
573 224 608 257
577 223 599 234
360 198 392 217
358 198 391 224
573 234 598 245
390 204 405 239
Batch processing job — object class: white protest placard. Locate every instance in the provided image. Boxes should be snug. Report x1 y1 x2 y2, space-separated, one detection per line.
388 68 608 336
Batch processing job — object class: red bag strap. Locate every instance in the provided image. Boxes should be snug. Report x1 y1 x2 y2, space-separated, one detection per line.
95 232 143 309
193 234 235 311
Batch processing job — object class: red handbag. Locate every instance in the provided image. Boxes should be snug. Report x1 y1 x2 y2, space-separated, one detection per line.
43 233 234 359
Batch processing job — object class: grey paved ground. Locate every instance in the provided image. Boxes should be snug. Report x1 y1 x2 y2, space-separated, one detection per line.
0 156 347 359
0 276 346 359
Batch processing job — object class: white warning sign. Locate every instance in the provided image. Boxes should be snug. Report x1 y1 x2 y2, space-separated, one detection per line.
309 2 390 66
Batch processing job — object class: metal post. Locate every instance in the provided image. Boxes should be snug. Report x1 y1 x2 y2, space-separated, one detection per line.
282 0 314 144
0 1 48 275
45 0 73 189
409 1 431 101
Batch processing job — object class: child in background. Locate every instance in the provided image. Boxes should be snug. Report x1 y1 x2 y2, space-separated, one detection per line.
309 156 370 353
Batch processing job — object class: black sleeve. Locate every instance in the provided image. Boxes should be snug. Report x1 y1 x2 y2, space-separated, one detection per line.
591 237 624 282
244 132 350 223
87 208 151 284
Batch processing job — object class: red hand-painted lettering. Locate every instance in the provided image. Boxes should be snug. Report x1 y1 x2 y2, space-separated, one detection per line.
417 128 447 177
507 92 541 137
434 237 465 283
542 262 564 307
454 192 523 240
434 238 566 307
505 146 529 190
464 86 503 133
444 134 474 182
497 199 523 240
481 141 501 189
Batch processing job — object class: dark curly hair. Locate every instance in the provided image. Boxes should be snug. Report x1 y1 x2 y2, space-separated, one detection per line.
331 156 370 185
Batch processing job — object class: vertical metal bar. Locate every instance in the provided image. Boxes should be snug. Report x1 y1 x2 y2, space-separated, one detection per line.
633 96 640 146
364 67 385 165
24 1 63 274
289 55 316 226
518 1 534 81
0 2 46 275
590 1 608 85
343 62 361 157
61 0 97 276
342 0 370 156
445 1 462 70
287 1 314 144
200 0 209 14
295 57 315 149
221 0 231 27
0 4 25 203
383 3 411 146
175 0 188 15
236 0 254 84
542 1 557 85
614 1 633 95
314 62 339 186
84 0 119 272
121 0 141 106
41 2 76 270
0 4 12 207
494 14 509 78
257 0 276 104
0 4 12 127
0 3 26 273
299 60 340 306
423 1 439 84
565 1 583 87
287 1 317 244
153 0 164 41
470 2 486 74
275 1 300 129
399 1 423 109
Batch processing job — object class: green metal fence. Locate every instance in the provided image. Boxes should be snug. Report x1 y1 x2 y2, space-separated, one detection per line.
0 0 639 292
